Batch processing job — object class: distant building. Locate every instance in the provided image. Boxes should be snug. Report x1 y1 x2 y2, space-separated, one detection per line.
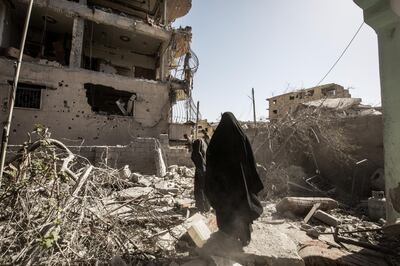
267 83 351 121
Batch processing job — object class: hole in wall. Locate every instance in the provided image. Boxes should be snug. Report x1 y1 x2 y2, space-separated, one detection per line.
84 83 136 116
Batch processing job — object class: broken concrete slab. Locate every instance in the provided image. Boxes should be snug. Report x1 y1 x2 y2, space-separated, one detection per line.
313 210 341 226
154 180 179 194
115 186 153 199
157 213 209 251
137 176 153 187
276 197 339 216
199 223 304 266
176 198 195 208
243 222 305 266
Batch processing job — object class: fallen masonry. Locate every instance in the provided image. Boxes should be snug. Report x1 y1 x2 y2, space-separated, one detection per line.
1 132 400 265
0 134 200 265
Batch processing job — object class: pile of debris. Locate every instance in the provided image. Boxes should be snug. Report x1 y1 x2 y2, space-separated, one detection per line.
273 197 400 262
0 131 200 265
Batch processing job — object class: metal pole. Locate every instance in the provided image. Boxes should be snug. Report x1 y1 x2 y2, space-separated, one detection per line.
0 0 35 185
195 101 199 139
163 0 168 25
252 88 257 127
186 98 189 122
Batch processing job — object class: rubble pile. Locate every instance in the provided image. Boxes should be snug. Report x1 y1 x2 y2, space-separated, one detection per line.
272 197 400 259
0 133 198 265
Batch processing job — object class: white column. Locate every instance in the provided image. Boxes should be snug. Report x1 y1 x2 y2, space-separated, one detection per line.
354 0 400 223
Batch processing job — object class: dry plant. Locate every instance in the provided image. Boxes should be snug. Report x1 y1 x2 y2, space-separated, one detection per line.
253 108 358 198
256 107 358 167
0 128 188 265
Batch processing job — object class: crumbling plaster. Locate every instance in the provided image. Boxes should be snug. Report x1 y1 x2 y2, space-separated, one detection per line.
0 58 171 145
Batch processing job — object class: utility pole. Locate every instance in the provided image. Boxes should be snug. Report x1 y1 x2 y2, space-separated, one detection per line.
195 101 200 139
0 0 35 185
186 98 189 122
252 88 257 127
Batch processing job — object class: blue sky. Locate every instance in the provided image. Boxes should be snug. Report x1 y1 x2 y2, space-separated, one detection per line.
174 0 381 122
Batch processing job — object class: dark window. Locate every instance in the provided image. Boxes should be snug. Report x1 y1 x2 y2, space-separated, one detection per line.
135 66 156 80
85 83 136 116
289 95 295 100
306 89 314 97
322 88 336 96
14 83 44 109
273 110 278 114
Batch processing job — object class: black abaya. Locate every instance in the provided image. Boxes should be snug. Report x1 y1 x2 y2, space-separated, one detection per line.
204 112 263 245
191 138 210 212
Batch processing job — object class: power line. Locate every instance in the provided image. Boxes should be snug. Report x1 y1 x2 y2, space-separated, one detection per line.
317 21 365 86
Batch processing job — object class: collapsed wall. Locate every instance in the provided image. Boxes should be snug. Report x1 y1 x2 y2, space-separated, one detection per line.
247 113 383 200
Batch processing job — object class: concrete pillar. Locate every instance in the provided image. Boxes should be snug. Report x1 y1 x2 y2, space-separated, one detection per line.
354 0 400 223
159 41 169 82
69 0 86 68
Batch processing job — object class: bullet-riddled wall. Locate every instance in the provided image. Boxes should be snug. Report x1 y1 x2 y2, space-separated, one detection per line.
0 58 170 145
0 0 193 146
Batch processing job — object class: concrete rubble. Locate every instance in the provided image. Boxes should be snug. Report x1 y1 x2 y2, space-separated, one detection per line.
0 132 203 265
0 0 397 264
0 130 399 266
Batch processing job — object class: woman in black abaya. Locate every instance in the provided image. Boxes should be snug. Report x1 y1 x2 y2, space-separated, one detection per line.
191 138 210 213
204 112 264 246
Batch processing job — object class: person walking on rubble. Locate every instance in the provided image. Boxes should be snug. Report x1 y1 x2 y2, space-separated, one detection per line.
191 137 211 213
204 112 264 246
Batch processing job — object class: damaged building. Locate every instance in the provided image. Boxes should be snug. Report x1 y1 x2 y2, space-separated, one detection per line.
0 0 196 173
258 83 384 202
267 83 352 122
0 0 194 145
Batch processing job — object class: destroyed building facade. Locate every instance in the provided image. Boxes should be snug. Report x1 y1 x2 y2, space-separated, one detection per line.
267 83 351 121
0 0 194 146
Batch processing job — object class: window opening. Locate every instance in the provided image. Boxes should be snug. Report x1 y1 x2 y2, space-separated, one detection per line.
12 83 44 109
85 83 136 116
306 89 315 97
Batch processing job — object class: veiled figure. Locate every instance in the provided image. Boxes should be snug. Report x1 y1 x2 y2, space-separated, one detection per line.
205 112 264 246
191 138 210 213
